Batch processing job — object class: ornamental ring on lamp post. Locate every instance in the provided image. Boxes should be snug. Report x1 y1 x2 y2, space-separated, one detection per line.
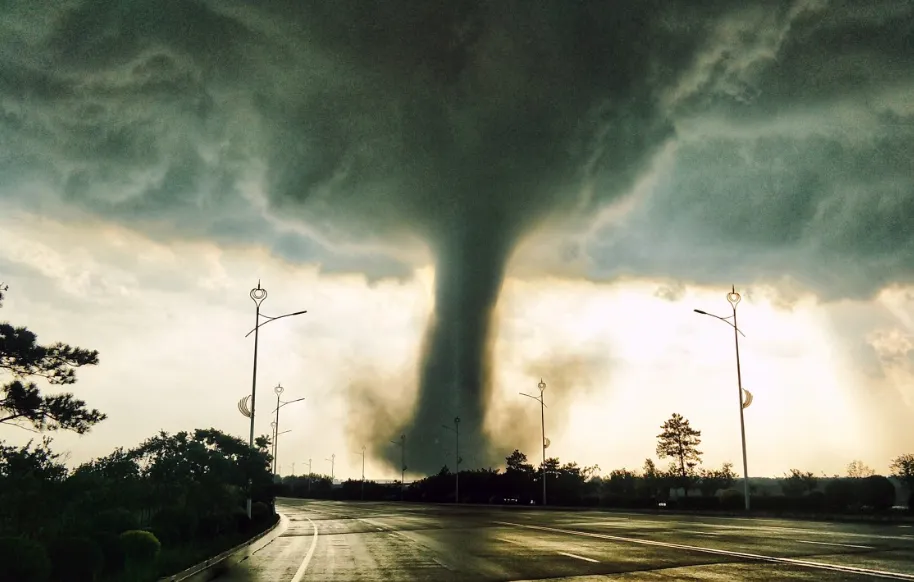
727 288 741 308
274 384 284 396
238 395 252 418
538 379 546 393
250 284 268 305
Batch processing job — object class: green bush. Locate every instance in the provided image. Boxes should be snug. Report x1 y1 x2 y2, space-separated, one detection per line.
718 488 744 510
92 508 139 535
824 479 856 512
251 501 271 522
96 533 125 576
49 537 103 582
119 530 160 572
857 476 896 511
150 507 198 544
232 507 252 533
198 511 234 538
0 536 51 582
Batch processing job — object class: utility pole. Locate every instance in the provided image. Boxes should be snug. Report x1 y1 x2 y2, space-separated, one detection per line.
307 458 312 493
521 379 548 506
327 454 335 483
694 285 753 511
391 434 407 500
442 417 460 503
243 282 307 519
357 446 366 501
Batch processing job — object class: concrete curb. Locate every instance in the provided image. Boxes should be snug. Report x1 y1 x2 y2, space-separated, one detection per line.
157 513 288 582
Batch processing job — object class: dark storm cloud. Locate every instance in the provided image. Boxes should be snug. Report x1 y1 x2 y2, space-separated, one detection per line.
1 0 912 470
581 1 914 301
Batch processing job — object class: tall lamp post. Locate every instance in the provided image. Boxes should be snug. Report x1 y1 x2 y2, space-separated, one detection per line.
356 445 366 501
521 379 548 506
270 421 292 476
442 417 461 503
307 458 313 493
390 434 407 500
694 285 753 511
244 281 307 518
326 454 335 483
271 384 305 475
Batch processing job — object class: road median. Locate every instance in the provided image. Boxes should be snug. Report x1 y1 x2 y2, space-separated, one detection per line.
157 512 286 582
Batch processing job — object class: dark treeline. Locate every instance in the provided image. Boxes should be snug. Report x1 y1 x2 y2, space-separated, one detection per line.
0 284 278 582
278 412 914 517
1 430 277 582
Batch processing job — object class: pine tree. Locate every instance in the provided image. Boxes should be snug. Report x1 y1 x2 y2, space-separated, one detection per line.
656 413 703 496
0 283 105 433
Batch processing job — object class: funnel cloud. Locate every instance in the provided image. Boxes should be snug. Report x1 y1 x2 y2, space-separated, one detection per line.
260 2 683 472
2 1 912 473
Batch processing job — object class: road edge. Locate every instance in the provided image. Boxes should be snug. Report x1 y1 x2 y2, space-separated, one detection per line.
157 512 288 582
418 500 914 524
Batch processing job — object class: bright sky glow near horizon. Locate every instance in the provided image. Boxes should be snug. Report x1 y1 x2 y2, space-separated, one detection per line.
1 1 913 482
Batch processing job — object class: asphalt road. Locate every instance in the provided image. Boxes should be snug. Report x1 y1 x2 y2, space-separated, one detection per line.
215 499 914 581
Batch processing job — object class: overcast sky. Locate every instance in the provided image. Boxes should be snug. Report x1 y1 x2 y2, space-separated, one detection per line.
1 1 912 479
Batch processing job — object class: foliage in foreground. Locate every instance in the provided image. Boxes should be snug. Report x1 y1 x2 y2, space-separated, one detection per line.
0 428 277 581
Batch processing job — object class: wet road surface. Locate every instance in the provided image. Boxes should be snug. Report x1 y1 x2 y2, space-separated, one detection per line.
215 498 914 581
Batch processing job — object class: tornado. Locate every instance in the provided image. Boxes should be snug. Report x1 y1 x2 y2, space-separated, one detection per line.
253 1 689 472
407 209 515 472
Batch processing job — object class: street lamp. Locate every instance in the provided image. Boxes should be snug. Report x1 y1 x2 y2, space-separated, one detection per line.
390 434 407 500
326 454 335 483
245 280 307 518
306 458 313 493
271 384 305 475
355 446 367 500
270 420 292 476
694 285 752 511
442 417 461 503
521 378 548 506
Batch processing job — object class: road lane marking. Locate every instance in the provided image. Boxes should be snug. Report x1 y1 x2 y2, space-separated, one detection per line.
494 521 914 580
431 558 454 570
680 530 721 536
495 537 526 546
796 540 875 550
289 517 319 582
680 522 910 541
558 551 599 563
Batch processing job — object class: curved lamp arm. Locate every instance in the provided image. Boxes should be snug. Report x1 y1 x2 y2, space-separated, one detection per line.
519 392 548 407
272 397 306 414
244 310 308 338
693 309 746 337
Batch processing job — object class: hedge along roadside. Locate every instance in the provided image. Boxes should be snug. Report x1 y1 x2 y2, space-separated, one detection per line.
158 512 287 582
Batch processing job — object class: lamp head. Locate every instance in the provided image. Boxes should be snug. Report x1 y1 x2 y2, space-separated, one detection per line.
727 286 742 308
538 378 546 393
250 281 268 305
274 384 284 396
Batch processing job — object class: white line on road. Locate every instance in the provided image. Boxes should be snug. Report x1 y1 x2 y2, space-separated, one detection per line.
558 551 599 563
796 539 875 550
674 522 911 541
494 521 914 580
679 530 721 536
290 517 319 582
495 537 526 546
